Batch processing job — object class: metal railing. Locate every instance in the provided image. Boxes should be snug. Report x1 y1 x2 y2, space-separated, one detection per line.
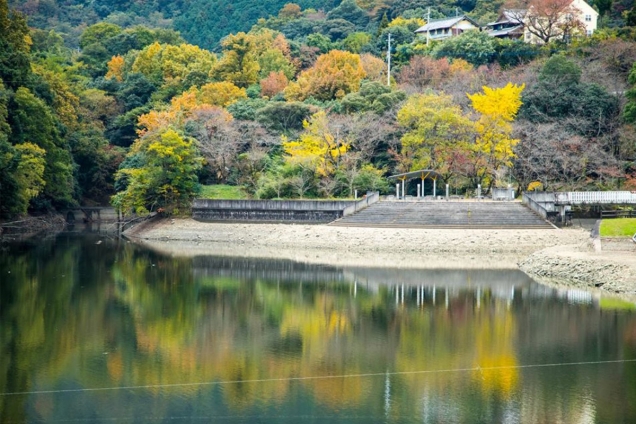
600 210 636 219
557 191 636 205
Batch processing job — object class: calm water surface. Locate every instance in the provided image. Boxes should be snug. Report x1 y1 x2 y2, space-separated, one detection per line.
1 233 636 423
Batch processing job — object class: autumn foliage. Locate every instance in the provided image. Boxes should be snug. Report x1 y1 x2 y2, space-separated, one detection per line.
199 81 247 107
285 50 366 101
260 71 289 97
105 55 125 82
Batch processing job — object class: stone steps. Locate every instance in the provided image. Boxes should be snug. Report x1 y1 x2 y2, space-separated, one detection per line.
331 201 553 229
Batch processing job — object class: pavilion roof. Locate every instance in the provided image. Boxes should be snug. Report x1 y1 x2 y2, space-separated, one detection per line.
388 169 443 180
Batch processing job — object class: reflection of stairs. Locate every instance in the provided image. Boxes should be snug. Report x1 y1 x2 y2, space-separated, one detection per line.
330 201 553 229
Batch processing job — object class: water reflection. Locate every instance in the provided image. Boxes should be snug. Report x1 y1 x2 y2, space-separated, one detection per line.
1 234 635 423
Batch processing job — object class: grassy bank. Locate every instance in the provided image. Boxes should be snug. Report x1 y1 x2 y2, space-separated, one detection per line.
600 218 636 237
199 185 247 200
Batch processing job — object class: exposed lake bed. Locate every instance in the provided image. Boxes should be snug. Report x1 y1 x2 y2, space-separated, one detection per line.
127 218 636 299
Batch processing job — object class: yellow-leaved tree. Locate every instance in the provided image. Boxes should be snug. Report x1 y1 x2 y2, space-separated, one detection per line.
282 110 349 177
198 81 246 107
397 93 474 183
105 55 125 82
131 42 216 87
212 32 260 88
285 50 366 101
14 142 47 209
467 83 524 189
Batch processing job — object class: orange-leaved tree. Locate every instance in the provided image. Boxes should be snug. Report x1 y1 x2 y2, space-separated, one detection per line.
285 50 366 101
260 71 289 97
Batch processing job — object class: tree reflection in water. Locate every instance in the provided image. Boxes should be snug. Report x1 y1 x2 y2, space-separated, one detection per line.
1 233 635 423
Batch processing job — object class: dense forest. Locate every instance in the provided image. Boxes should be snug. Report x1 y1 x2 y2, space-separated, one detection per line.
1 0 636 218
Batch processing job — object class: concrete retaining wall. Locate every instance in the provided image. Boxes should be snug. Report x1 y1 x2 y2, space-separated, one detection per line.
192 199 352 223
62 207 119 223
192 193 379 223
194 199 355 211
193 208 345 222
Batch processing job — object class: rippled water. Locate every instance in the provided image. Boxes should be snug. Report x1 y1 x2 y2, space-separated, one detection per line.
1 233 636 423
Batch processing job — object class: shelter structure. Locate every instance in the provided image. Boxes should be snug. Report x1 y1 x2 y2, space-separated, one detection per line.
389 169 443 199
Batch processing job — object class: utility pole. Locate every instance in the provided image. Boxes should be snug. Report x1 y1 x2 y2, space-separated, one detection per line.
386 33 391 87
426 7 431 46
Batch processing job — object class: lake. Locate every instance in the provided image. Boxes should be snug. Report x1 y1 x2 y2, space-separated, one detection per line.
1 232 636 423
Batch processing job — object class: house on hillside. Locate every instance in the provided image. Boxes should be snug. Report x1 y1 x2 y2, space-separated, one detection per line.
414 16 480 44
486 0 598 43
485 10 525 39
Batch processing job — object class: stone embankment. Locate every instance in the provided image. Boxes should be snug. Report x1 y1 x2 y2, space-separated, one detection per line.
518 231 636 297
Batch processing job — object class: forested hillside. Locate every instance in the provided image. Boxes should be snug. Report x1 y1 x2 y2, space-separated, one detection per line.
10 0 634 48
1 0 636 219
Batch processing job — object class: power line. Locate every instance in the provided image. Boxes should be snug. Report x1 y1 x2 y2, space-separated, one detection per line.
1 358 635 397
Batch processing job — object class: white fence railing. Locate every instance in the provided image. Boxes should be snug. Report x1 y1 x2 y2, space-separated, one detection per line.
556 191 636 205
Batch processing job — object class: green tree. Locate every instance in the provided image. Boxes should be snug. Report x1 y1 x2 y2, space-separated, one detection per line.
0 0 31 90
79 23 123 49
113 129 204 214
341 81 406 114
539 54 581 85
256 101 316 133
624 62 636 124
341 32 371 53
522 56 620 137
258 48 296 79
326 0 369 28
12 142 47 210
11 87 75 206
353 164 390 193
306 33 334 54
212 32 261 88
432 31 497 67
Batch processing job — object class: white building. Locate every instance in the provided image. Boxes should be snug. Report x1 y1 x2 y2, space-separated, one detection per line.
487 0 598 43
414 16 481 43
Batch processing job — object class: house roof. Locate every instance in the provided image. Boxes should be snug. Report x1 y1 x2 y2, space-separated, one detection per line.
415 15 479 33
487 25 524 37
487 10 526 26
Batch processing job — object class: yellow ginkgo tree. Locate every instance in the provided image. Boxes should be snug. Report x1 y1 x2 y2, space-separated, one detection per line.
282 110 349 178
397 92 474 183
467 83 525 189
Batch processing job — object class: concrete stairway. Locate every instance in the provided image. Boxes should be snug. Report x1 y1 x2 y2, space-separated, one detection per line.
330 201 553 229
